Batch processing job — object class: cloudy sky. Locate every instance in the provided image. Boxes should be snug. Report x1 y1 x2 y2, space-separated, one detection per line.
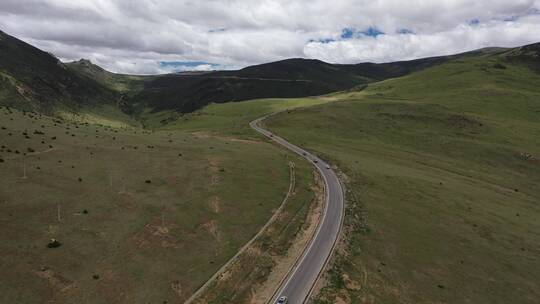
1 0 539 74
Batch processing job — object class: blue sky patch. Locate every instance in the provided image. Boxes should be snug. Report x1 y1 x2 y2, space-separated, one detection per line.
360 27 384 37
340 27 385 39
341 28 355 39
469 18 480 25
159 61 219 72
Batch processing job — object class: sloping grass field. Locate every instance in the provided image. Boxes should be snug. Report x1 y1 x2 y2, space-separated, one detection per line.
264 54 540 303
0 105 314 303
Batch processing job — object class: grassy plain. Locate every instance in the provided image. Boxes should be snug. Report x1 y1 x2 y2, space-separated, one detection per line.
0 104 313 303
265 54 540 303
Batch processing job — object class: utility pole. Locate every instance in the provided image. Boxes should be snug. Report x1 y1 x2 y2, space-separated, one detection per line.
57 204 61 222
22 159 27 179
160 195 165 227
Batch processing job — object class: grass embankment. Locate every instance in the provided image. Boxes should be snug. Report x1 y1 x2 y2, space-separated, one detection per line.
265 54 540 303
0 104 305 303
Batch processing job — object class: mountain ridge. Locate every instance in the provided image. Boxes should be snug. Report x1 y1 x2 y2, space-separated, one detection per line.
1 29 539 116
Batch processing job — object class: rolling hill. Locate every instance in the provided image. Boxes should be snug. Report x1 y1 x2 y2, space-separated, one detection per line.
0 29 476 115
0 30 117 113
128 56 462 113
1 27 538 117
262 42 540 304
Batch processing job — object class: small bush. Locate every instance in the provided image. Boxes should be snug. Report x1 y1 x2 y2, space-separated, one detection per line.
47 239 61 248
145 180 152 184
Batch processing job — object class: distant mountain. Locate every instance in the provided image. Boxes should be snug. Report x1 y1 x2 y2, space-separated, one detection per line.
129 57 458 113
129 47 519 113
0 30 117 113
1 29 538 116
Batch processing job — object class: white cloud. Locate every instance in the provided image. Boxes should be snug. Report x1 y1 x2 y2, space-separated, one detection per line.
304 15 540 63
1 0 539 73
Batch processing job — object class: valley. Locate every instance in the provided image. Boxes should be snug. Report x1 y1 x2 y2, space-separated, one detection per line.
1 27 539 304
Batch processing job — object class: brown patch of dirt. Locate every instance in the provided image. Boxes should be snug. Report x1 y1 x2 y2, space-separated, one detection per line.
16 85 34 100
34 268 74 292
226 137 262 144
335 293 351 304
209 196 221 213
115 191 137 210
208 157 221 186
200 220 222 241
343 273 361 291
191 131 212 139
131 218 179 249
171 280 183 297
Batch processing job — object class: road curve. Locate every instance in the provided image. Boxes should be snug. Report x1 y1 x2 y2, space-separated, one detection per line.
250 114 345 304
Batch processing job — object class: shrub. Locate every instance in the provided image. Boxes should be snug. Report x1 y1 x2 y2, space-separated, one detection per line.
145 180 152 184
47 239 61 248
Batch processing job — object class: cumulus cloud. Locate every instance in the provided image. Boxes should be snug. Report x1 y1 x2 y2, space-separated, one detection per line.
1 0 539 73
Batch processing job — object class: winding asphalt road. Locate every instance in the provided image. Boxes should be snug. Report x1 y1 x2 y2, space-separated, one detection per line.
250 114 345 304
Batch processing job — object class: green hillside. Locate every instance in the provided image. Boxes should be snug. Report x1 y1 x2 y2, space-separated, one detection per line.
263 45 540 303
66 59 146 93
128 56 461 113
0 30 117 113
0 103 317 303
1 29 514 118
